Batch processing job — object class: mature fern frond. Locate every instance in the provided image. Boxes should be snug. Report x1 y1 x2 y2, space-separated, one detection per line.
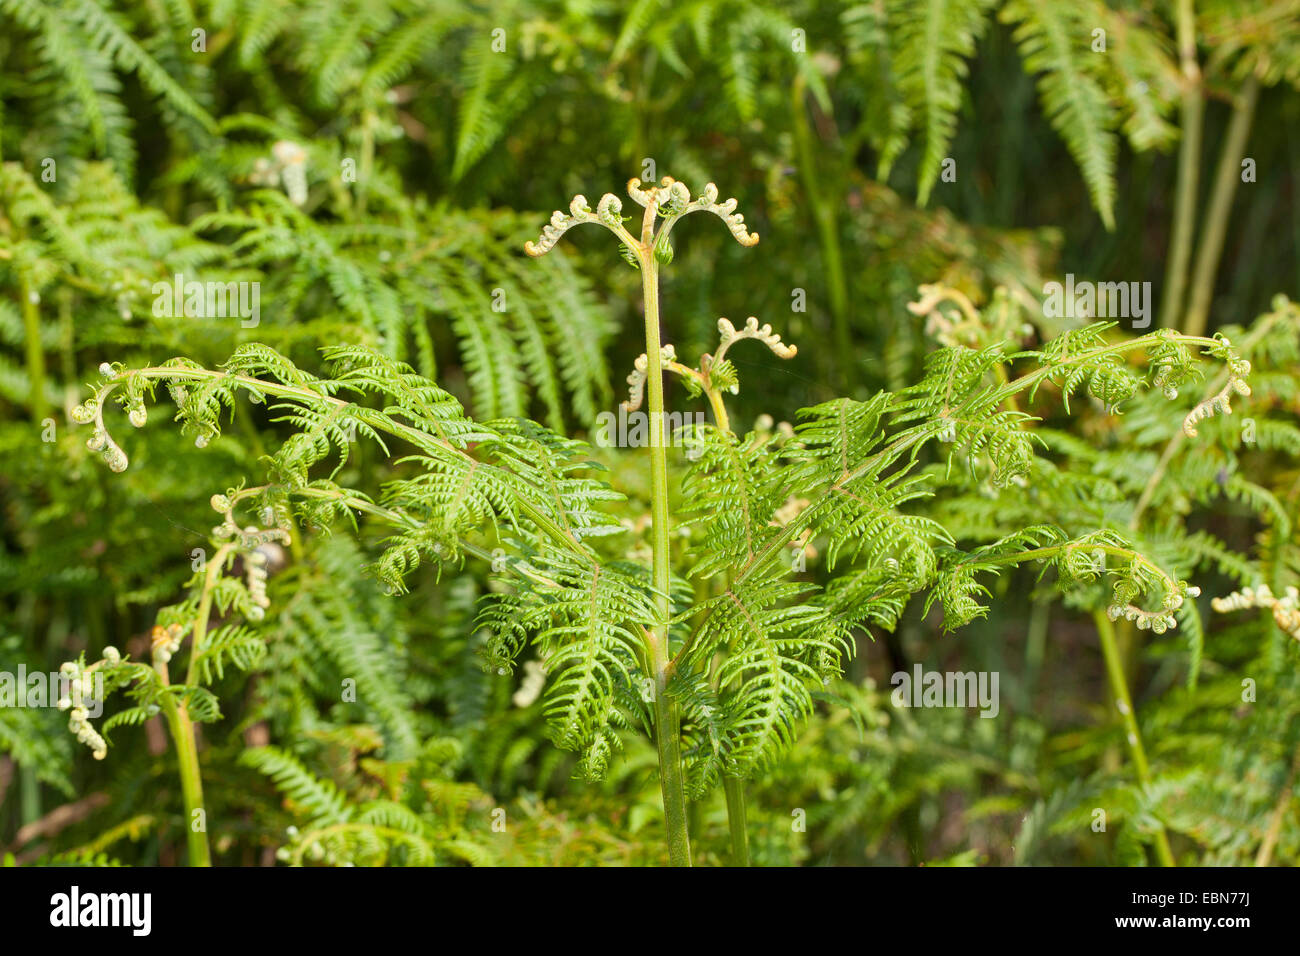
518 555 658 778
679 424 789 578
683 576 841 776
190 624 265 684
888 0 994 206
1001 0 1119 228
451 36 538 182
241 746 352 824
62 0 215 132
192 197 613 427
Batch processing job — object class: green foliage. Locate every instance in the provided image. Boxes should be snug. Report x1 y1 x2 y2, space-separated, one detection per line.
53 171 1292 865
2 0 1298 870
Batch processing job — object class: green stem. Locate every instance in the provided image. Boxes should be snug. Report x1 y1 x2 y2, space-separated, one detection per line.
1160 0 1203 329
19 273 47 424
185 546 230 687
642 256 692 867
703 380 731 434
159 694 211 867
723 775 750 866
1092 611 1175 867
59 289 76 406
158 542 232 867
707 400 750 868
791 75 851 385
1255 745 1299 866
1183 73 1261 337
356 109 376 218
1022 592 1051 707
19 766 40 826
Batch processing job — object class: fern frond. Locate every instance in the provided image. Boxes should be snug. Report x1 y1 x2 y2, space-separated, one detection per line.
889 0 994 206
1002 0 1119 228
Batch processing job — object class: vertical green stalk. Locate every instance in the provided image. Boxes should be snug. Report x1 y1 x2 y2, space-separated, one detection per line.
1255 745 1298 866
159 696 212 867
1159 0 1203 329
151 543 230 868
19 766 40 826
59 289 76 405
723 775 749 866
641 257 692 867
791 76 851 385
19 272 47 424
1182 73 1261 337
527 178 760 865
705 402 750 867
1021 592 1051 707
357 109 376 218
1093 611 1175 867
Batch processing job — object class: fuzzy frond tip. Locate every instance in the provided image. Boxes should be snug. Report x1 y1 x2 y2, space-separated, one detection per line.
716 317 797 360
689 182 758 246
525 193 628 256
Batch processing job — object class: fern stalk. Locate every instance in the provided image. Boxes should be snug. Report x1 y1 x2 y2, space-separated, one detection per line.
1254 746 1299 867
157 693 211 867
19 269 46 423
1092 611 1175 867
641 254 693 867
524 176 763 865
791 76 851 385
155 542 233 868
1159 0 1203 329
723 774 750 866
185 544 234 687
1183 73 1261 337
356 109 377 218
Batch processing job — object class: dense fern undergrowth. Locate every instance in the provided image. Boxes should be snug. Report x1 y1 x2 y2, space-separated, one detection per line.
0 0 1298 868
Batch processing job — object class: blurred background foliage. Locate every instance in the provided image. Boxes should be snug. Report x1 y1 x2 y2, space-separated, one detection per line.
0 0 1297 865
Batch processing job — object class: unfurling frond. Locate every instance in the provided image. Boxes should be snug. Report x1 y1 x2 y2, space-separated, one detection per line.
523 194 629 257
676 181 760 247
715 317 797 361
1213 584 1300 642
